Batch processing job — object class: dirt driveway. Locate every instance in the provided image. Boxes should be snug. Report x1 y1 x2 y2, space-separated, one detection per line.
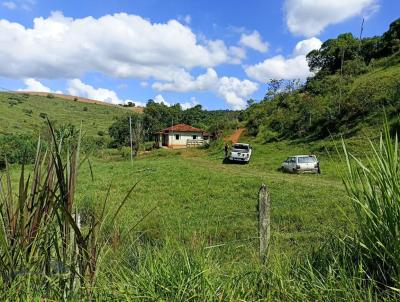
224 128 245 144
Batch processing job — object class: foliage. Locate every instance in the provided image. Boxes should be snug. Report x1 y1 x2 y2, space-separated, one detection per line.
341 122 400 286
307 18 400 76
244 18 400 141
108 114 143 149
0 134 37 164
0 121 137 300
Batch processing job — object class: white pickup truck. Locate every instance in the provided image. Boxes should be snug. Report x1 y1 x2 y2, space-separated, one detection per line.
229 143 252 163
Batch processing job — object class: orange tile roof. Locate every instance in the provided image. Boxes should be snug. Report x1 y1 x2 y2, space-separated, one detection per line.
162 123 206 133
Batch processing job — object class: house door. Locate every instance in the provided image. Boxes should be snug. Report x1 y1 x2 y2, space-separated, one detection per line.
162 134 168 146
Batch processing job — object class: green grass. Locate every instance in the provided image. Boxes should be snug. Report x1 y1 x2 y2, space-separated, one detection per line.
4 129 400 300
63 138 353 288
2 94 399 299
0 92 130 136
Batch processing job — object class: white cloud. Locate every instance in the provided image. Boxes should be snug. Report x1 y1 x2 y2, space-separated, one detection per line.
245 37 322 82
0 11 243 80
217 76 259 110
245 55 311 82
2 1 17 9
18 78 62 94
2 0 35 10
181 97 199 110
153 68 258 110
293 37 322 56
239 31 269 53
67 79 144 106
153 94 170 106
284 0 379 37
229 46 247 63
19 78 51 92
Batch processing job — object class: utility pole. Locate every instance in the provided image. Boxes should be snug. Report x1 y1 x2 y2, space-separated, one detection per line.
129 116 133 166
171 118 173 148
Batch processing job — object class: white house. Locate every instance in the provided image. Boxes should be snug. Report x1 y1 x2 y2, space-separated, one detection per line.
155 123 210 148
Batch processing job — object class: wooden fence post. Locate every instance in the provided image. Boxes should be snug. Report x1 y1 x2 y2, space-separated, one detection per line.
258 184 270 262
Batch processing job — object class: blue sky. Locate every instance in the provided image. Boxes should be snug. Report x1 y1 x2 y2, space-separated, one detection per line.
0 0 398 109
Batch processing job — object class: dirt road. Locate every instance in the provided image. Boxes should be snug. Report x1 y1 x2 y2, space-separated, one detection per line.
224 128 245 144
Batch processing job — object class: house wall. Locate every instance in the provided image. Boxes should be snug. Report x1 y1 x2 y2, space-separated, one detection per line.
167 132 209 147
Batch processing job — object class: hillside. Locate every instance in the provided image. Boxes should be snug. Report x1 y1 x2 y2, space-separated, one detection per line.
16 91 144 113
244 19 400 142
0 92 134 137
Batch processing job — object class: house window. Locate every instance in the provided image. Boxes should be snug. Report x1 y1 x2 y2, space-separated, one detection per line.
192 135 197 139
175 134 180 140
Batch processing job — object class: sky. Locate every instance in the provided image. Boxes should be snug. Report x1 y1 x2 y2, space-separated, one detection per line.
0 0 398 110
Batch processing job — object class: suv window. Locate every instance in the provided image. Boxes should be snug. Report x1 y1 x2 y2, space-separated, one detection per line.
233 144 249 150
298 156 316 164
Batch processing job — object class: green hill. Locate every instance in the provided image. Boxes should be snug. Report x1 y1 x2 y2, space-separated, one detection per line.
244 18 400 143
0 92 131 137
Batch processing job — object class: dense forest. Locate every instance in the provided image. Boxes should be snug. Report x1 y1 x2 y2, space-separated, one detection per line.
243 18 400 142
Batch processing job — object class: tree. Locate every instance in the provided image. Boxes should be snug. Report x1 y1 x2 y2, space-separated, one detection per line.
264 79 284 101
181 104 205 126
246 99 256 108
380 18 400 56
306 33 360 75
108 114 143 148
143 100 181 134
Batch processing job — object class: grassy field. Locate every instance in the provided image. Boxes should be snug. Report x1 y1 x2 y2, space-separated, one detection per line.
0 92 131 136
4 126 399 300
1 92 396 300
78 142 348 257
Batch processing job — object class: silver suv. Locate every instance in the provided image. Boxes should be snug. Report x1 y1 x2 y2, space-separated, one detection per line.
281 155 320 174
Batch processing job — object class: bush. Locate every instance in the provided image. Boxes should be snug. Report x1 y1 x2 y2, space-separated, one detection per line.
46 93 54 99
120 146 133 159
83 106 88 112
81 136 110 154
0 134 37 164
23 108 33 116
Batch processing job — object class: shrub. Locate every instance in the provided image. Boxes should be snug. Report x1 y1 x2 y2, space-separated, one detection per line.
46 93 54 99
22 108 33 116
81 136 110 154
83 106 88 111
0 134 37 164
120 146 132 159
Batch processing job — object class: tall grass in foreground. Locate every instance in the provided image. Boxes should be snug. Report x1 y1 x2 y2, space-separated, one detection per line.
342 121 400 288
0 121 136 300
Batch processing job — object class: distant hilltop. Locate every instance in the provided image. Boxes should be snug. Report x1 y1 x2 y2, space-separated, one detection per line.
15 91 144 113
